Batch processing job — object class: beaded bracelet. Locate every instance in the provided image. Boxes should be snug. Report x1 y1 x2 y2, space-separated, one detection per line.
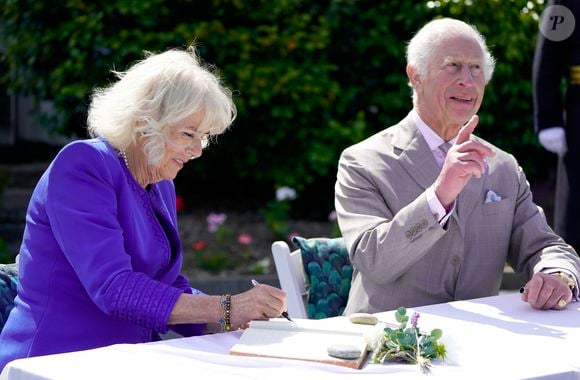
218 294 232 332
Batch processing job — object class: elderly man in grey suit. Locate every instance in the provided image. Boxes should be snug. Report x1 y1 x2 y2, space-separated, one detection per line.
335 18 580 315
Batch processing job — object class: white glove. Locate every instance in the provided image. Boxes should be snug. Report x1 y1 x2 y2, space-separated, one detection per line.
539 127 567 156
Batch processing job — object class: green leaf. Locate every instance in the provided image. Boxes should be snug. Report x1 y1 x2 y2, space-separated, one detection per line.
430 328 443 339
395 307 409 326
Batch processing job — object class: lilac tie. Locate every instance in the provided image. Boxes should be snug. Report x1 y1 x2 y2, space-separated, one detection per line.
438 142 452 167
439 142 452 156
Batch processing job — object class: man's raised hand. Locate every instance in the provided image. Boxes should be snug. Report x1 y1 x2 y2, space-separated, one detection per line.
433 115 495 209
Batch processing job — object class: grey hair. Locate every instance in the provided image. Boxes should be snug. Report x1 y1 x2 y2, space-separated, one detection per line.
406 18 496 104
87 46 237 165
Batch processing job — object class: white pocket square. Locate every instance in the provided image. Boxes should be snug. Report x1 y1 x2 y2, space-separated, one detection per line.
485 190 502 203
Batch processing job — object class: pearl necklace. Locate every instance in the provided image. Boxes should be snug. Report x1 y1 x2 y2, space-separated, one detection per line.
119 150 129 168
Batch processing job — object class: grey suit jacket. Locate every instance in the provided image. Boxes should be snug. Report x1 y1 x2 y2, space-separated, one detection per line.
335 112 580 314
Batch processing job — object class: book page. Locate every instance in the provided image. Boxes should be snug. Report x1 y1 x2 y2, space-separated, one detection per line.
229 318 373 369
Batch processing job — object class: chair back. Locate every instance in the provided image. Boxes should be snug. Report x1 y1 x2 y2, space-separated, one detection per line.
271 241 309 319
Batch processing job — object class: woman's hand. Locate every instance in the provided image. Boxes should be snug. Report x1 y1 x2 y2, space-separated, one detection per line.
230 284 287 327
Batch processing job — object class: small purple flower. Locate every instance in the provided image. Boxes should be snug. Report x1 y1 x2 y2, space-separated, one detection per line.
207 213 227 233
411 312 420 329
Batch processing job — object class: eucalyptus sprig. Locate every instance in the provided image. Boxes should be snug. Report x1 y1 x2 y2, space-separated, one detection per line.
370 307 446 373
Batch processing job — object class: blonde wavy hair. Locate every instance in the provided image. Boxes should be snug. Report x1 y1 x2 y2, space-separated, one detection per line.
87 46 237 165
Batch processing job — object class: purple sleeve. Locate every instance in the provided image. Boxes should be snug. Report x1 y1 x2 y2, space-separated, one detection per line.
45 143 182 333
172 274 194 292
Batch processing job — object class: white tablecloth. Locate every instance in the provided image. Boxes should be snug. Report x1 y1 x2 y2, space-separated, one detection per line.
2 293 579 380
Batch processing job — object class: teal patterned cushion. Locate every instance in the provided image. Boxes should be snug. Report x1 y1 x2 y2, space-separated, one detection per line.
0 263 18 333
291 236 352 319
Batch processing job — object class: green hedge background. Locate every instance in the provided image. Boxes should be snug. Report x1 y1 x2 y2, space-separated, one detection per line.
0 0 554 218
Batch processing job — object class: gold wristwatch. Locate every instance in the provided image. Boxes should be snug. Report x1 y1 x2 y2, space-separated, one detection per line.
552 272 576 291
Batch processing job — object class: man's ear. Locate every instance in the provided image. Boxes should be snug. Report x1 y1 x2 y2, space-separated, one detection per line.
406 64 421 87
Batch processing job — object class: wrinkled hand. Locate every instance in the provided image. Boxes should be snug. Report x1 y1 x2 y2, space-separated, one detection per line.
521 272 573 310
433 115 495 209
230 284 287 327
538 127 567 156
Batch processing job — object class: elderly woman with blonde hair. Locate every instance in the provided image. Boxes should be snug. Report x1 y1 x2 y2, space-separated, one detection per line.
0 46 287 372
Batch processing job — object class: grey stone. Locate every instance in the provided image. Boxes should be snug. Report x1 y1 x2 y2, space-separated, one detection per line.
327 344 362 360
348 313 378 325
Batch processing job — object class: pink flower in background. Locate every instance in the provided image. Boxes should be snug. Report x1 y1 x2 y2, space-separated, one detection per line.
206 213 227 232
192 240 207 251
237 233 253 245
175 195 185 213
287 231 299 242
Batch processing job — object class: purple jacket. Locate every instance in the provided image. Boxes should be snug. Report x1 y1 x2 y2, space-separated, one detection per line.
0 138 204 371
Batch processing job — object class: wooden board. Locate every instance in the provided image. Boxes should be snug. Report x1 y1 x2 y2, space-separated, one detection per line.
229 318 372 369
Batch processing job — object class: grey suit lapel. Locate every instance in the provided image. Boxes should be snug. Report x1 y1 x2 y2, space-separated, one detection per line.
394 115 440 190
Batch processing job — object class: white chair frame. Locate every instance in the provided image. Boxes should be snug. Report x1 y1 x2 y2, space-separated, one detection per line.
271 241 309 319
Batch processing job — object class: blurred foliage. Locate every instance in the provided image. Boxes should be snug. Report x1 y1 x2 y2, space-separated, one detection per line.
0 238 11 264
0 0 553 218
0 169 9 197
190 212 268 274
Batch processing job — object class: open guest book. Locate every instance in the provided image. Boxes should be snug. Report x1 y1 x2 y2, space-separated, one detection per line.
229 318 374 369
